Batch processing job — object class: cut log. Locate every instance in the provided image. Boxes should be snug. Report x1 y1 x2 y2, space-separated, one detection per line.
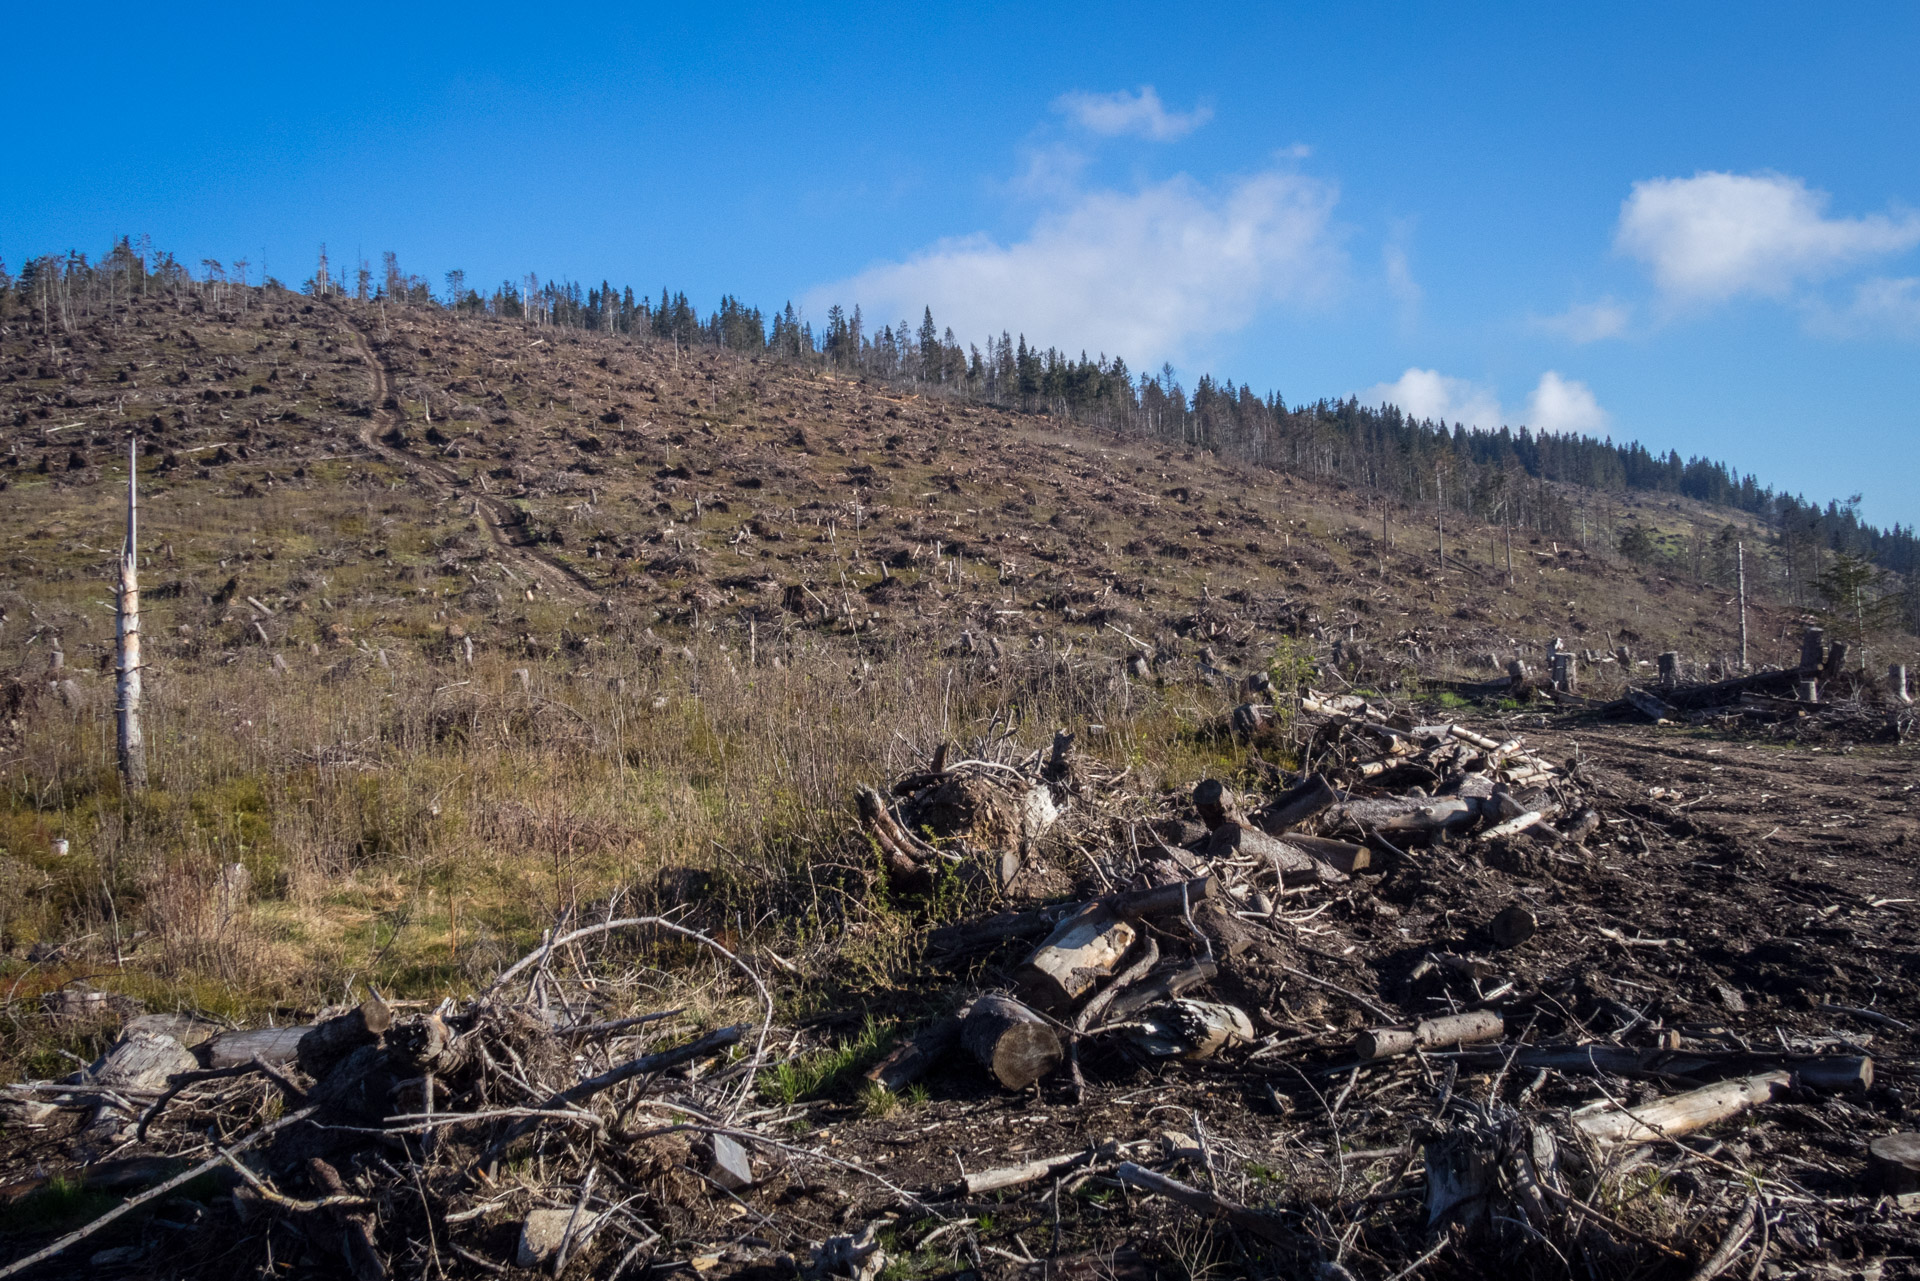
963 994 1063 1090
927 907 1056 954
1207 821 1343 883
1355 1010 1503 1061
1256 773 1339 833
1327 795 1477 837
1120 1000 1253 1060
1276 833 1369 874
1868 1133 1920 1194
82 1030 199 1094
200 1025 312 1069
1440 1045 1871 1092
1890 664 1912 705
1482 811 1545 841
297 996 393 1079
1103 962 1218 1024
1018 905 1137 1011
957 1146 1102 1196
1488 905 1538 950
1104 874 1219 919
1572 1071 1791 1145
863 1011 965 1093
1624 687 1676 723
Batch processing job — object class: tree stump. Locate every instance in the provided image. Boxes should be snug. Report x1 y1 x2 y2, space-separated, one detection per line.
1868 1133 1920 1194
1800 626 1826 672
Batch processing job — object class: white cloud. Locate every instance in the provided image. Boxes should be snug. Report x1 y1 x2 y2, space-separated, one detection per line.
1361 368 1504 429
1526 371 1608 434
1616 171 1920 304
1360 369 1610 436
812 168 1342 365
1536 298 1631 343
1053 86 1212 141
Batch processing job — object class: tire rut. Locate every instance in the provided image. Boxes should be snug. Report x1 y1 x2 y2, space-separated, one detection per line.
331 306 596 602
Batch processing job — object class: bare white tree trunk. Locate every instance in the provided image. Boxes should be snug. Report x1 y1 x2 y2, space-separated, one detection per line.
116 437 146 787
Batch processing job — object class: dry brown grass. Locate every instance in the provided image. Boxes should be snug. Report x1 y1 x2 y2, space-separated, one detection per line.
0 571 1245 1076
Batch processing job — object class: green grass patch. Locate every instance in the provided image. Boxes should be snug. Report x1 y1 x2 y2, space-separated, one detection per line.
762 1015 894 1106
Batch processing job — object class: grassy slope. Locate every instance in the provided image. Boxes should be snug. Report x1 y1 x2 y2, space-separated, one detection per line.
0 286 1885 1073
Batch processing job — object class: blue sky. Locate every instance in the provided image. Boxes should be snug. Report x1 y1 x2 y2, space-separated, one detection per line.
10 3 1918 524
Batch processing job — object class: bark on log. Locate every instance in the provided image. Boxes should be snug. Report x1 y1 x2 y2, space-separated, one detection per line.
963 994 1063 1090
1273 833 1370 874
1255 774 1338 832
1821 639 1849 683
1799 627 1826 673
863 1011 965 1093
1207 821 1344 883
955 1147 1101 1196
1573 1071 1791 1145
200 1026 312 1070
1103 962 1217 1024
1120 1000 1253 1060
1191 779 1238 830
1355 1010 1503 1061
1018 905 1136 1011
297 997 393 1079
1624 687 1676 723
1327 795 1478 836
1104 875 1219 919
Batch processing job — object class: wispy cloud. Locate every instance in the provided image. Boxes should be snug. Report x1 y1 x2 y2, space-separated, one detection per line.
812 168 1342 366
1382 230 1421 329
1053 86 1212 141
1616 171 1920 305
1804 275 1920 340
1536 297 1631 343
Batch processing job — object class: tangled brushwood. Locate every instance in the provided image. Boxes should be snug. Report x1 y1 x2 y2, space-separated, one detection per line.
3 683 1919 1279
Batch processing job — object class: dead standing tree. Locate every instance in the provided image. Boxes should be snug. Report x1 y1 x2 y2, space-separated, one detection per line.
116 436 146 788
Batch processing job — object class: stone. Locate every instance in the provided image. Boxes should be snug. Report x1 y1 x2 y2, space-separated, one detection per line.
709 1133 754 1191
517 1208 601 1267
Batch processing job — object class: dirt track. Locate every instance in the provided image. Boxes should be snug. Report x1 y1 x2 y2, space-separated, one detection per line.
334 304 596 602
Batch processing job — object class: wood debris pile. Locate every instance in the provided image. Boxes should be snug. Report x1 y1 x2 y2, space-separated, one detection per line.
1 690 1915 1279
